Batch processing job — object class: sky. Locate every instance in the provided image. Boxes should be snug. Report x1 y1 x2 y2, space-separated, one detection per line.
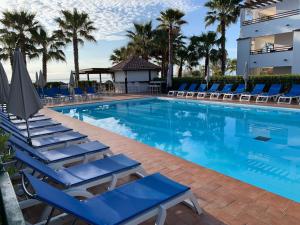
0 0 240 82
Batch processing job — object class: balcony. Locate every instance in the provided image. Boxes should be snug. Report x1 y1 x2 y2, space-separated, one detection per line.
249 48 293 69
243 9 300 26
250 46 293 55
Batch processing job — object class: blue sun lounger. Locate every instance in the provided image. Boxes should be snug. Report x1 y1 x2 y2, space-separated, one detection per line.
22 172 202 225
256 84 282 103
1 124 87 149
9 135 111 169
186 84 207 98
86 87 99 100
223 84 245 100
16 150 145 206
177 83 197 97
74 87 85 101
278 84 300 104
240 83 265 101
197 83 220 99
168 83 188 96
0 114 61 131
210 84 233 99
1 121 72 138
8 116 50 125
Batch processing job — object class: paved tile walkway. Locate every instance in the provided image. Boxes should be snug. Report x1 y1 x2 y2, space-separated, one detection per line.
40 95 300 225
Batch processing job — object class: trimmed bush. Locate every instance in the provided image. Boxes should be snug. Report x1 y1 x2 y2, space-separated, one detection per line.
172 75 300 92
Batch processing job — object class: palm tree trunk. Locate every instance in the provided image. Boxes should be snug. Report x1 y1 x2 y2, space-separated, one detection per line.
9 53 13 70
221 20 226 76
73 35 80 86
205 54 209 77
42 47 47 81
167 27 173 88
178 58 183 78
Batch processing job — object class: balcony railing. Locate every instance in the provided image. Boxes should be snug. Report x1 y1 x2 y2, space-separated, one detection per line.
250 46 293 55
243 9 300 26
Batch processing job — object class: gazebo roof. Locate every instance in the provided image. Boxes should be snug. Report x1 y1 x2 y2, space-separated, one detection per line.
111 56 160 71
79 68 113 74
240 0 282 9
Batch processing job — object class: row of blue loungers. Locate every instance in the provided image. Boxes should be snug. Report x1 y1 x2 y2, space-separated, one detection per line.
0 109 202 225
168 83 300 104
37 86 99 104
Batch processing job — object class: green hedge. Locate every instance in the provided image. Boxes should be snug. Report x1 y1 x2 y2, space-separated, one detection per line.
173 75 300 92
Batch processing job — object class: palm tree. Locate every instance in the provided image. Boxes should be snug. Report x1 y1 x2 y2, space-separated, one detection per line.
32 27 66 81
205 0 241 75
0 32 17 68
55 8 96 84
110 46 132 64
189 31 220 77
0 10 40 64
126 21 153 60
157 9 187 88
151 28 169 78
176 45 188 78
227 58 237 74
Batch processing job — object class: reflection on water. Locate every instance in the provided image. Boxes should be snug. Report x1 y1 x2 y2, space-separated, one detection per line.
56 98 300 202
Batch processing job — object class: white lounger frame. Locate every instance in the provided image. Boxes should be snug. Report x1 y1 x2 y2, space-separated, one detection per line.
223 93 242 101
210 92 224 99
197 92 209 99
256 94 280 103
186 92 197 98
240 93 256 102
26 189 202 225
277 96 300 104
177 91 188 98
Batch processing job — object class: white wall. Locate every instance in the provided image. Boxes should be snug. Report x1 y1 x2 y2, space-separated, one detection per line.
277 0 300 12
114 70 158 82
241 15 300 39
237 38 251 75
274 33 293 47
292 30 300 74
249 50 292 68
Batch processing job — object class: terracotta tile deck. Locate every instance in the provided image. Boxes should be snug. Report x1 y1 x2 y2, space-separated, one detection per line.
40 95 300 225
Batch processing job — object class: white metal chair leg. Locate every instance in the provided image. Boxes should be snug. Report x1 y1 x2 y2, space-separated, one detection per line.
155 206 167 225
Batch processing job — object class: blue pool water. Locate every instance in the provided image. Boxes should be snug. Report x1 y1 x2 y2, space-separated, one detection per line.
54 98 300 202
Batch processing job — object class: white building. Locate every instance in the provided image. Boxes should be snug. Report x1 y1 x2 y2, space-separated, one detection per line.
237 0 300 75
110 56 160 93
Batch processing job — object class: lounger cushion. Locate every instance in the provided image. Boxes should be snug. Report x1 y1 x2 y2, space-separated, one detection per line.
18 151 140 187
40 141 109 163
30 132 87 148
25 173 189 225
15 120 61 131
10 136 108 163
19 125 72 138
11 116 50 124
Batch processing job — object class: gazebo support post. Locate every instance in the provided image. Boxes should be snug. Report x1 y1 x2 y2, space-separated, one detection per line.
99 73 102 84
125 71 128 94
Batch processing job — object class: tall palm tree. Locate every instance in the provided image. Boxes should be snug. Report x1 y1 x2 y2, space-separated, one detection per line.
205 0 241 75
32 27 66 81
0 10 40 64
176 45 188 78
126 21 153 60
151 28 169 78
189 31 220 77
157 9 187 88
55 8 96 84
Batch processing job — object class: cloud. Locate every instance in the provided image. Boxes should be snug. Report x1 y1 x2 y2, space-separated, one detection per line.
0 0 201 40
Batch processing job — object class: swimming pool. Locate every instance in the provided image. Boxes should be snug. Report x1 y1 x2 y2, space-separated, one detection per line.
54 98 300 202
